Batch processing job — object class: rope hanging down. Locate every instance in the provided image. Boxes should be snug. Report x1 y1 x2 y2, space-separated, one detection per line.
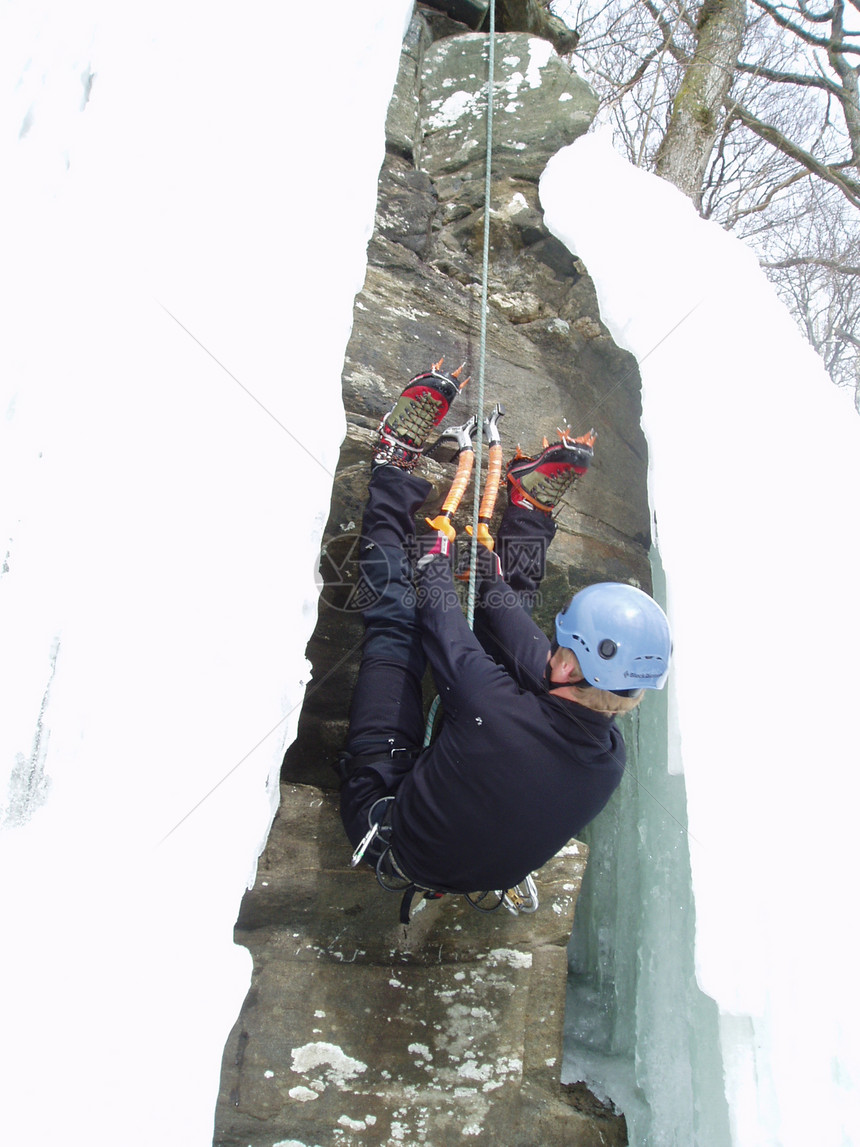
424 0 496 747
466 0 496 629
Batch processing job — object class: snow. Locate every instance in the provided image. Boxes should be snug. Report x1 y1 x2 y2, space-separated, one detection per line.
541 130 860 1147
288 1086 319 1104
501 37 552 93
427 89 483 130
1 1 412 1144
486 947 533 969
290 1041 368 1084
5 4 859 1144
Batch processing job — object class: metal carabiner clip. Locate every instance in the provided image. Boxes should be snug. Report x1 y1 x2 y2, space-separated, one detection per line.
350 795 395 868
350 822 380 868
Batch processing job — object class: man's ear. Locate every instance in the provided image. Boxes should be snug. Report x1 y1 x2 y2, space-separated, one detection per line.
550 647 584 684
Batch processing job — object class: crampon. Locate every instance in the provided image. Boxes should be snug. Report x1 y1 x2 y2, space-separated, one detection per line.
373 358 469 471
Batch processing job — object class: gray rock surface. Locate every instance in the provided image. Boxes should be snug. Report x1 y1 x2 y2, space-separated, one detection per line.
418 34 596 178
214 786 626 1147
419 0 582 54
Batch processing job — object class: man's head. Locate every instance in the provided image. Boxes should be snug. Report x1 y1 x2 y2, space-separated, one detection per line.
546 644 645 714
549 583 671 712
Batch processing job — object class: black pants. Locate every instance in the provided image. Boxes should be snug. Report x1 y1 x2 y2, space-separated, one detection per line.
339 464 554 850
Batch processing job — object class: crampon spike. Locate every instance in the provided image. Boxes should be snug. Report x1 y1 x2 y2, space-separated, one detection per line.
542 435 549 449
558 424 597 449
458 375 471 391
432 357 445 372
450 362 467 380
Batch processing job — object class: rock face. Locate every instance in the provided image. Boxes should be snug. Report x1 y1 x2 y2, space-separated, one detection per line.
417 34 595 176
489 0 582 55
419 0 582 54
214 785 628 1147
214 10 645 1145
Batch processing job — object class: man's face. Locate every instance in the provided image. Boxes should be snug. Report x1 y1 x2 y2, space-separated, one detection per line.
546 643 645 715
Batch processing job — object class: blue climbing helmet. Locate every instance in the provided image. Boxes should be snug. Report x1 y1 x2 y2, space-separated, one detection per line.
555 583 671 691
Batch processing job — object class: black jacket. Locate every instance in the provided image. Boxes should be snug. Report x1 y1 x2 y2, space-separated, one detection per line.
390 555 626 893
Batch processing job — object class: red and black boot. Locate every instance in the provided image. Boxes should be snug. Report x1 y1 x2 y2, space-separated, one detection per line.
506 429 596 513
373 359 468 471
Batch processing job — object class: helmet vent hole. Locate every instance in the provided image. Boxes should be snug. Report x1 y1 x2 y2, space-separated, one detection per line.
598 639 617 659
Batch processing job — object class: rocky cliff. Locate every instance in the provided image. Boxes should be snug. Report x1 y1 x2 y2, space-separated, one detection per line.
215 9 647 1145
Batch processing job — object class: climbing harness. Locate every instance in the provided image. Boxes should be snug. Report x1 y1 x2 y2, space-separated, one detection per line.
351 793 539 924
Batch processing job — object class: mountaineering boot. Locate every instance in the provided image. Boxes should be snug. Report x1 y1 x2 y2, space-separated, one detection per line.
373 359 468 471
506 429 596 513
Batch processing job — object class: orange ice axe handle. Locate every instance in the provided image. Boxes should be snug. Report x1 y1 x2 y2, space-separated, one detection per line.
466 404 505 551
425 416 477 543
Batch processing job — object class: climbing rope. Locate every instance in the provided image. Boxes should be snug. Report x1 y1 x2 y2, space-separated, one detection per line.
466 0 496 629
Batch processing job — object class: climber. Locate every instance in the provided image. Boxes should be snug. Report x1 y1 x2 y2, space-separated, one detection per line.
337 364 671 902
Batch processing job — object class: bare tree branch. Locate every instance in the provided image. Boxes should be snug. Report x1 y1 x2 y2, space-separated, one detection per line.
643 0 691 64
835 324 860 348
608 45 670 102
732 101 860 205
751 0 860 54
721 164 811 220
737 59 842 93
762 255 860 271
797 1 835 22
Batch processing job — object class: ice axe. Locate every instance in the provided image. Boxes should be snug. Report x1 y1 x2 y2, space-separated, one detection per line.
425 415 479 543
465 403 505 551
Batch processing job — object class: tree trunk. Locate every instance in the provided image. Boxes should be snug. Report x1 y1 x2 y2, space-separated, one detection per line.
655 0 746 207
827 0 860 169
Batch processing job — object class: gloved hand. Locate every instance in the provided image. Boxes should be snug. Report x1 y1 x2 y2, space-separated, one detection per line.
456 536 503 583
416 531 451 570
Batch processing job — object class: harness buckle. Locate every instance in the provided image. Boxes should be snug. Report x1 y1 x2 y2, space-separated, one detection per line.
351 796 395 868
349 791 541 924
350 822 380 868
502 874 539 915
